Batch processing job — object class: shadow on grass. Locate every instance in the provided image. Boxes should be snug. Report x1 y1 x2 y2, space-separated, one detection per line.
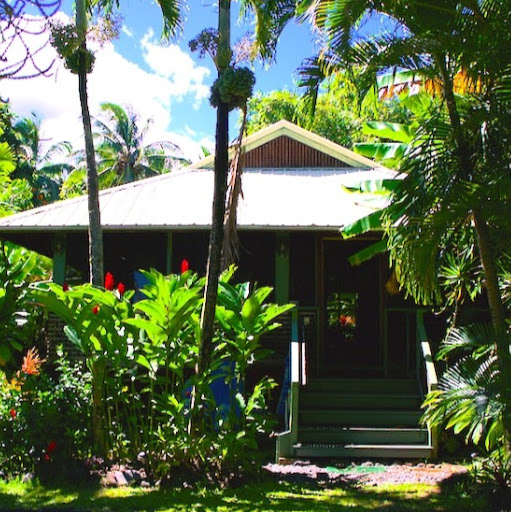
0 475 491 512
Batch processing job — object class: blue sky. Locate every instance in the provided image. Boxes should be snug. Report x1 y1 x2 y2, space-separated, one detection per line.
1 0 321 161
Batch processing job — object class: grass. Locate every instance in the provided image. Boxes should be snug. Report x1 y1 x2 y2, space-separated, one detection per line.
0 477 490 512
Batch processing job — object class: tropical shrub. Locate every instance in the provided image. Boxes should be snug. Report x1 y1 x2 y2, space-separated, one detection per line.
30 267 292 484
0 244 49 370
0 347 92 478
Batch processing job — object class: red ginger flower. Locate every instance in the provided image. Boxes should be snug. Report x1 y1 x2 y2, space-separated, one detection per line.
62 282 69 292
9 408 16 419
117 282 125 296
47 441 57 453
92 305 100 315
104 272 115 291
181 259 190 274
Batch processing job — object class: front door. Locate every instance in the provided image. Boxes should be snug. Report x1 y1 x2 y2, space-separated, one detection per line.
321 239 382 377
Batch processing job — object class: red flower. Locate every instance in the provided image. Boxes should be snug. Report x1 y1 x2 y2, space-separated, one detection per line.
92 305 100 315
62 282 69 292
117 282 125 296
104 272 115 291
9 408 16 419
181 259 190 274
44 453 50 461
47 441 57 453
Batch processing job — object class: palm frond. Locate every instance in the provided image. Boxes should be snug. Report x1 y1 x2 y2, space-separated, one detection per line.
423 342 503 449
438 323 495 361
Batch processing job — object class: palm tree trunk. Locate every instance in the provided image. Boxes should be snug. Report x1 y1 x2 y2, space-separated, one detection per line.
78 59 104 285
190 0 231 434
438 54 511 451
473 209 511 452
198 100 229 373
77 0 106 456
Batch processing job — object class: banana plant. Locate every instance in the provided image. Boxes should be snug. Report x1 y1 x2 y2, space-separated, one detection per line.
341 93 435 266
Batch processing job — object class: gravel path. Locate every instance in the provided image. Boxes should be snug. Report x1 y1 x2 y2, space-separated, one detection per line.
263 460 468 487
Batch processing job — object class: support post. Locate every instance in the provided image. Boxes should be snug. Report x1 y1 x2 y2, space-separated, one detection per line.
275 232 289 304
165 232 173 275
52 233 67 285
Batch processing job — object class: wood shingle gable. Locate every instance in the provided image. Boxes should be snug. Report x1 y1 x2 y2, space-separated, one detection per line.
243 136 351 168
195 120 378 170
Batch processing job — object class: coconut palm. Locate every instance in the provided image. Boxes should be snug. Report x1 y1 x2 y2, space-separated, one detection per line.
12 114 72 205
93 102 189 187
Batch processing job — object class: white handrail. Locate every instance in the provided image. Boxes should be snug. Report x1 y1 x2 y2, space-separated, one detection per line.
417 311 438 393
416 311 439 457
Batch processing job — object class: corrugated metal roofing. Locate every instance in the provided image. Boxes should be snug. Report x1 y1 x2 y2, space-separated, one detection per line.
0 166 398 231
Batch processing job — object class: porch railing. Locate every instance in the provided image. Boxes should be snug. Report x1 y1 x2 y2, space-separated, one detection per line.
416 310 439 457
275 307 307 461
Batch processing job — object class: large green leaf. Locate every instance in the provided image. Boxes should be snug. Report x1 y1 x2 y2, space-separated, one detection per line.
347 240 387 266
362 121 414 143
342 210 384 238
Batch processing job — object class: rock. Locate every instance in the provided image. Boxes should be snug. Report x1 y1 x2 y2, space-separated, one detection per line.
103 471 118 486
123 470 134 483
137 451 148 465
22 473 34 483
114 471 129 486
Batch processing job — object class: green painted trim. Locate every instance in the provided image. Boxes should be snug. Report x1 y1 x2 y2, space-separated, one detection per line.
52 233 66 284
165 232 173 274
275 232 289 304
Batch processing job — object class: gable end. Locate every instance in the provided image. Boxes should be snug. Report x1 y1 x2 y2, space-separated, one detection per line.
244 136 353 168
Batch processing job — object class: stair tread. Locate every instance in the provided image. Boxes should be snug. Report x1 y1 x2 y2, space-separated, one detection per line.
295 443 432 449
300 408 422 413
299 426 426 432
302 391 419 396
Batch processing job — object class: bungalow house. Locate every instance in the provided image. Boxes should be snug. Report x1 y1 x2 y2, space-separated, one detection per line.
0 120 441 460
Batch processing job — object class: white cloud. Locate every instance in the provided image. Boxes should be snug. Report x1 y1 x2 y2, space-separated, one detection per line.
0 14 212 162
141 29 210 108
121 25 134 37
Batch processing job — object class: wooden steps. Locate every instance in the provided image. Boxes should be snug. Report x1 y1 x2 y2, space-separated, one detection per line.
291 378 433 459
293 443 433 459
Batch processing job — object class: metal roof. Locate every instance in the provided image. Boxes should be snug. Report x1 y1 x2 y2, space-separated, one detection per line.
0 121 400 233
0 166 398 232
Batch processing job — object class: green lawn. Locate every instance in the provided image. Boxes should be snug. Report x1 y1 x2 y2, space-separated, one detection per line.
0 479 490 511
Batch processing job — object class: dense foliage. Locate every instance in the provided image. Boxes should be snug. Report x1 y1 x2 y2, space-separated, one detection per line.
18 267 292 483
246 80 410 148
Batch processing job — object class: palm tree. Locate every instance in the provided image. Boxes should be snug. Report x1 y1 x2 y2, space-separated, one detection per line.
71 0 186 457
293 0 511 450
190 0 295 431
93 102 189 187
12 114 72 205
422 323 504 451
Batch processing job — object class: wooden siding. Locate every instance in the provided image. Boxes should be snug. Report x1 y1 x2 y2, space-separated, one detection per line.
244 136 352 168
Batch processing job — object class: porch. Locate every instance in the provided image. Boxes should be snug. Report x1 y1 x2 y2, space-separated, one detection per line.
273 309 439 461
